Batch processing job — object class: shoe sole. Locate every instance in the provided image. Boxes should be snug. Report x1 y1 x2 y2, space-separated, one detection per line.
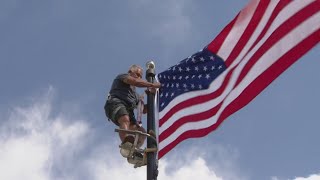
120 142 133 158
127 156 144 165
127 157 141 164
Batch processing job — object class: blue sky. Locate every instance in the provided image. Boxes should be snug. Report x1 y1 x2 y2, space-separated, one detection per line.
0 0 319 180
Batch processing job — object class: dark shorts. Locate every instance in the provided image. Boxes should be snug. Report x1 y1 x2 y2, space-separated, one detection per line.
104 97 136 126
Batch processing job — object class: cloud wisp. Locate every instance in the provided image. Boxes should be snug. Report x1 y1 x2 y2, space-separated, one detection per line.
293 174 320 180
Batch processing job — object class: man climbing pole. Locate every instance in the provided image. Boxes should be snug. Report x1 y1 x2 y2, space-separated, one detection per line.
104 64 161 165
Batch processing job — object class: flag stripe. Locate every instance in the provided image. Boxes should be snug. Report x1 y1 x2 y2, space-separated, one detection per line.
248 0 291 55
218 13 320 128
158 0 320 159
218 28 320 130
224 0 271 67
235 0 320 87
226 0 286 67
215 0 260 61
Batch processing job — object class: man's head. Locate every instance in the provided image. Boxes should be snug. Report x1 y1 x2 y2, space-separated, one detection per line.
128 65 143 79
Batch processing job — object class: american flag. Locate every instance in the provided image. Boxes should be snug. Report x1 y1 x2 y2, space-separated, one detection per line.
157 0 320 159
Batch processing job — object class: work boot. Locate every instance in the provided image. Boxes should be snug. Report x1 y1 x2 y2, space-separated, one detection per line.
120 136 134 158
127 152 144 165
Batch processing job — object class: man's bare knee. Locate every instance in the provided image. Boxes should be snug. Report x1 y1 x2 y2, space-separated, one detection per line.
118 115 130 127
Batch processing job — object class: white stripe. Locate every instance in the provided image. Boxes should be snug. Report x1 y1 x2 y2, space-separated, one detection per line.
276 0 317 27
217 0 259 60
159 0 312 120
227 12 320 107
160 10 320 150
217 0 260 60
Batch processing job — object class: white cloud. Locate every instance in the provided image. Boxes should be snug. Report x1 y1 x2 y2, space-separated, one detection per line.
87 144 223 180
86 136 245 180
271 173 320 180
159 157 222 180
292 174 320 180
0 135 50 180
0 87 90 180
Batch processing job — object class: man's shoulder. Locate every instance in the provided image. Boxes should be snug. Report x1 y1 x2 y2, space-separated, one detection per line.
116 73 129 80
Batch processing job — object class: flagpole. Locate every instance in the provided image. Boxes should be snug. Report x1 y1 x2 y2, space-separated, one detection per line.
146 61 158 180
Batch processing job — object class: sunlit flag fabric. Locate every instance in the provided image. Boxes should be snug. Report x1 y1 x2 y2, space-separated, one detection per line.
156 0 320 159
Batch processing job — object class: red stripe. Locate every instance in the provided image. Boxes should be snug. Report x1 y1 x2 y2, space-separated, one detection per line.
248 0 291 54
224 0 271 67
218 28 320 134
207 15 238 54
235 0 320 87
159 28 320 159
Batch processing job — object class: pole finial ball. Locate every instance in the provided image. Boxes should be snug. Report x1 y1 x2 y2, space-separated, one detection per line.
146 61 155 70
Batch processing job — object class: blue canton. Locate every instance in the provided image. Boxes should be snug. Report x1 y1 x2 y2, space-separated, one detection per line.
157 48 227 111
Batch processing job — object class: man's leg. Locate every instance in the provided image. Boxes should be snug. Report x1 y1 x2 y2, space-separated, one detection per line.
117 115 131 142
117 114 136 158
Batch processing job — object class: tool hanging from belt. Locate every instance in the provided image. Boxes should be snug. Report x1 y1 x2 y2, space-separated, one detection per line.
136 93 144 127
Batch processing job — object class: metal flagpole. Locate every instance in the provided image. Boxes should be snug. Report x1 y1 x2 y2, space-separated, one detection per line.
145 61 158 180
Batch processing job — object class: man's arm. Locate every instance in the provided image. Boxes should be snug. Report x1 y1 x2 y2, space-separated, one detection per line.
123 75 161 88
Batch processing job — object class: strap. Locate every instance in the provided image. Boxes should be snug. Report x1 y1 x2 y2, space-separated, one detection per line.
136 93 144 126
